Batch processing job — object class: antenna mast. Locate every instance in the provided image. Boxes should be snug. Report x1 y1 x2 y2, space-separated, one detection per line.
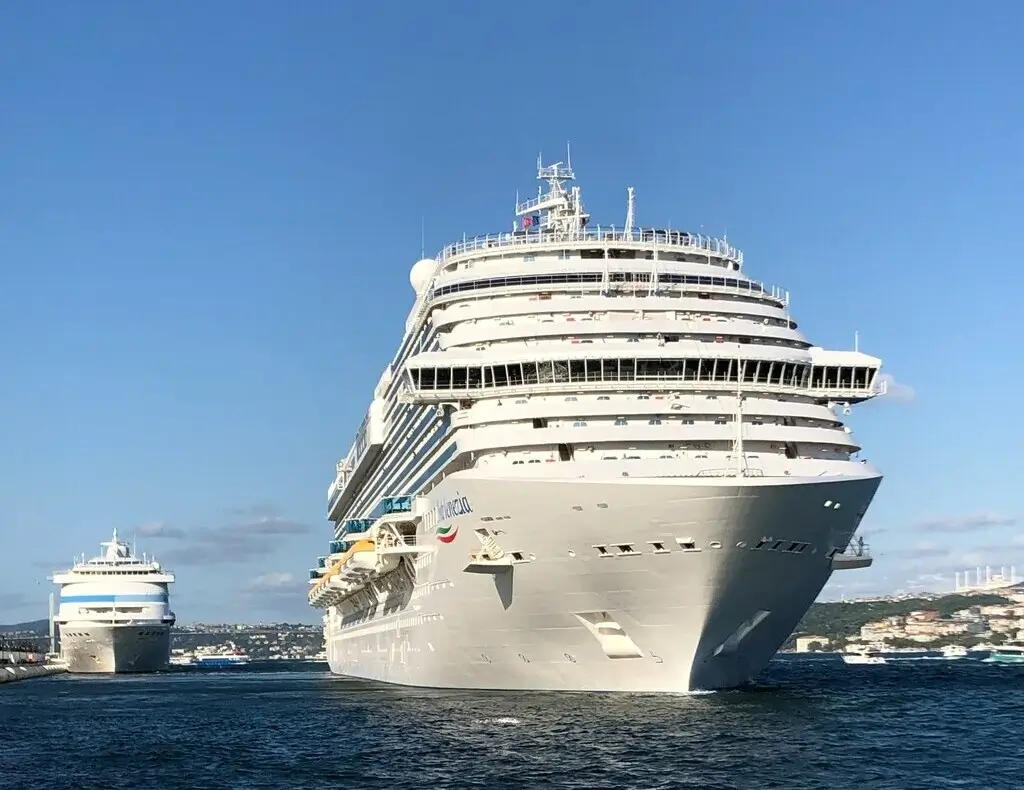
514 150 588 237
624 187 635 237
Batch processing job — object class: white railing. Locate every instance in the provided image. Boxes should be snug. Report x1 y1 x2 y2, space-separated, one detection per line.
400 377 885 404
832 540 873 569
515 192 561 214
839 539 871 559
429 273 786 307
440 227 743 264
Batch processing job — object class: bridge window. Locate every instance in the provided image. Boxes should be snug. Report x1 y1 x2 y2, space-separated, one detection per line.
810 365 876 390
411 356 816 392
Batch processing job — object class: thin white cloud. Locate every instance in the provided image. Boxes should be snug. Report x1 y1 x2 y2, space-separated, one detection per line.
884 540 949 560
137 521 186 539
156 507 312 567
241 572 306 607
914 513 1017 534
246 572 296 592
877 372 915 402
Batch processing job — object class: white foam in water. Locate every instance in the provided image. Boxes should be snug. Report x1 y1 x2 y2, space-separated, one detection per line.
473 716 522 726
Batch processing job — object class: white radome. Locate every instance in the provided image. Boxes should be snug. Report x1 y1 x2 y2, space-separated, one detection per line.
409 258 435 293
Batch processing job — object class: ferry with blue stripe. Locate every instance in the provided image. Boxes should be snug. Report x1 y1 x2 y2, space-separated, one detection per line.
52 529 176 674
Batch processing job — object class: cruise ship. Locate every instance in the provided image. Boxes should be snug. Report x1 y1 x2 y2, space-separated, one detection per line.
52 529 176 673
308 156 884 692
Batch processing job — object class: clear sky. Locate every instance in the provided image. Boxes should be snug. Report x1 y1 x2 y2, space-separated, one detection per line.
2 1 1022 624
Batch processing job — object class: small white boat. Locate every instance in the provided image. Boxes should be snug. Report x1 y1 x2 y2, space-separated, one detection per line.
841 650 886 665
841 654 886 665
983 644 1024 665
940 644 968 659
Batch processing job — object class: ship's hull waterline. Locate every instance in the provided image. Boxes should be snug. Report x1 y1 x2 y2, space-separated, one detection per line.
325 473 880 692
59 624 172 674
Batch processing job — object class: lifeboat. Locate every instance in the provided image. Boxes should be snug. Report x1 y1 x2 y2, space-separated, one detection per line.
309 537 403 607
338 540 379 583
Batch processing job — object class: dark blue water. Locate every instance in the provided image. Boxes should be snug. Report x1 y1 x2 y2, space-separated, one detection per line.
1 656 1021 790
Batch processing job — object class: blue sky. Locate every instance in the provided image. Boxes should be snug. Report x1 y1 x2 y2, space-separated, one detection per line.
1 1 1022 623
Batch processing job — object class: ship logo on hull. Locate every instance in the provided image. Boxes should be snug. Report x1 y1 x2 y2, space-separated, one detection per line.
425 493 472 542
437 523 458 543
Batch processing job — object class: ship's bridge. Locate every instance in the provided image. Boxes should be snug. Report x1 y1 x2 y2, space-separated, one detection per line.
401 346 884 403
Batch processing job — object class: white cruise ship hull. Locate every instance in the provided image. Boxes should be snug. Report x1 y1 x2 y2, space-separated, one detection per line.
325 472 880 692
60 623 171 674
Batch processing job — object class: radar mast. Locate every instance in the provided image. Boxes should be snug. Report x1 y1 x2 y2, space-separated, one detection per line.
514 144 589 237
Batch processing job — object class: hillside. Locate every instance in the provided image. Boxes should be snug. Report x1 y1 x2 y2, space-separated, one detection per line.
7 592 1017 652
785 592 1014 649
0 618 49 636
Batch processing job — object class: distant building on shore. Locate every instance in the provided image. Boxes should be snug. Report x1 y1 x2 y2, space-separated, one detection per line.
795 636 831 652
954 566 1018 593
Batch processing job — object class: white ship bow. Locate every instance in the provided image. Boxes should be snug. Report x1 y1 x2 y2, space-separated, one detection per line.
52 528 176 674
309 155 885 692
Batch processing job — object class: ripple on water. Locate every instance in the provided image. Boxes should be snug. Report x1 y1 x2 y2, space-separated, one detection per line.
0 657 1021 790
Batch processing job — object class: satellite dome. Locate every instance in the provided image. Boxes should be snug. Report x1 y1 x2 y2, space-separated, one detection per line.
410 258 435 294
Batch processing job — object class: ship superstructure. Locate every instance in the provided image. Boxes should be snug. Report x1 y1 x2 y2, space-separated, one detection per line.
52 529 176 674
308 155 884 692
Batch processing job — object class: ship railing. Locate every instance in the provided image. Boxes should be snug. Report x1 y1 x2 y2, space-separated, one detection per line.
376 529 425 556
831 540 873 570
514 191 566 214
838 539 871 559
401 377 885 404
429 273 787 310
439 227 743 264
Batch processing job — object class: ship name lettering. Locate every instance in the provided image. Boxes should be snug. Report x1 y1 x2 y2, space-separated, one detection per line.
435 495 472 522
